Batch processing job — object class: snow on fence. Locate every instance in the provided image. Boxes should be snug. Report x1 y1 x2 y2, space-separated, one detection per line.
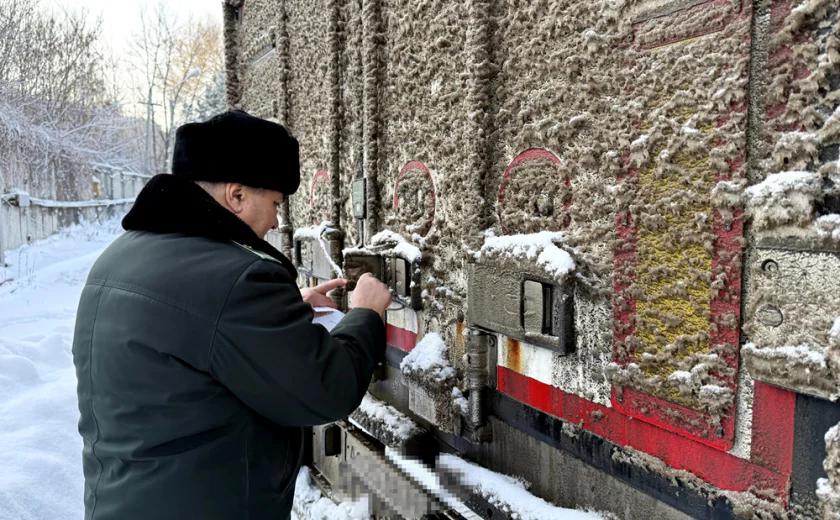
0 169 150 270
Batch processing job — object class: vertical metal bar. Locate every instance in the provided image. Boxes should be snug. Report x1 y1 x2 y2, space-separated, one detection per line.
328 0 342 230
327 0 346 308
352 0 366 247
361 0 381 241
276 0 295 260
467 0 496 232
746 0 770 185
466 329 489 430
222 1 243 109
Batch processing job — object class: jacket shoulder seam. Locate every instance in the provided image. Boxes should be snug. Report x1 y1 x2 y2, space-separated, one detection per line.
232 241 282 264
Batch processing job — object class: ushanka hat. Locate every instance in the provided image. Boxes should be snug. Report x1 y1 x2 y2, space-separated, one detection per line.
172 110 300 195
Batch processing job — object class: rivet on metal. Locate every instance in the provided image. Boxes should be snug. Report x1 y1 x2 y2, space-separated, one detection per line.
756 305 784 327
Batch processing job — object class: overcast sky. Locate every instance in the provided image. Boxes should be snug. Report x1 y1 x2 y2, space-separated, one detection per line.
45 0 224 115
48 0 223 56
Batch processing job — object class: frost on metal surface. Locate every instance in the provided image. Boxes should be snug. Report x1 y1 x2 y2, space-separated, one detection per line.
235 0 339 239
610 447 787 518
819 422 840 520
745 171 824 230
400 332 460 431
386 160 437 237
309 170 333 225
350 393 422 449
742 248 840 400
748 0 840 249
742 343 830 395
602 0 752 421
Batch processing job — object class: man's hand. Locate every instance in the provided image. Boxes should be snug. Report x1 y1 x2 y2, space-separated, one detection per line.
349 273 391 319
301 278 346 310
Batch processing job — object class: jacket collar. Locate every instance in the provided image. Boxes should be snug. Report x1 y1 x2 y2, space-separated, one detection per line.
123 174 297 277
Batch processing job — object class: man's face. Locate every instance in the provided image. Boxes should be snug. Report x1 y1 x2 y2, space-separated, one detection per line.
237 186 283 238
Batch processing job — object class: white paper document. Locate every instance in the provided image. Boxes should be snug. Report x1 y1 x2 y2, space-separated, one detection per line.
312 307 345 332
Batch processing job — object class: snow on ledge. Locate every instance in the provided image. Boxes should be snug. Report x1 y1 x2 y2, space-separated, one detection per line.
351 394 422 447
438 454 603 519
742 343 827 369
744 171 823 231
292 466 368 519
1 190 135 209
29 197 135 209
476 231 575 279
370 229 422 263
293 223 333 240
400 333 456 384
744 171 822 201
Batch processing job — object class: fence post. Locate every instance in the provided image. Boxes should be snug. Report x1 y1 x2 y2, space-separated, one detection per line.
0 202 5 268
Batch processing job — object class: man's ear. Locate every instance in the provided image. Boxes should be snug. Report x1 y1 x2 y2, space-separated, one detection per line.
224 183 246 213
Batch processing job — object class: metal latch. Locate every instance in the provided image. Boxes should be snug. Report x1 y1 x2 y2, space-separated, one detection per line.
467 264 575 354
344 252 422 310
2 191 30 208
522 278 575 352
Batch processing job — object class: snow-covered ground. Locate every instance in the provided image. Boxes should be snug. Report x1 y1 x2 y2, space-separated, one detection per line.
0 217 124 520
0 218 603 519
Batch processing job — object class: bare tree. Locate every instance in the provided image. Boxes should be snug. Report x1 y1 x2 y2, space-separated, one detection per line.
0 0 108 117
128 3 223 172
0 0 146 199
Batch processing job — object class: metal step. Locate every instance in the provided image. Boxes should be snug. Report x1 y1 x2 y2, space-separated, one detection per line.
311 420 474 519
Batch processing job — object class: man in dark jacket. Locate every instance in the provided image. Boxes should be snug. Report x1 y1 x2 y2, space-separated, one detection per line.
72 110 390 520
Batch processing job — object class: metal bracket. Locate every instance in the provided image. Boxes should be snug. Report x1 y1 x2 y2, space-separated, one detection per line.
467 263 575 354
344 251 423 311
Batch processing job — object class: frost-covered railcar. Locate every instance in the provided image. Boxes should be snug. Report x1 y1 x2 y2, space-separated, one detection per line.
222 0 840 518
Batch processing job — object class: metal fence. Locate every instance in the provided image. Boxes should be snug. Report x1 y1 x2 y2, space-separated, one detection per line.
0 167 151 275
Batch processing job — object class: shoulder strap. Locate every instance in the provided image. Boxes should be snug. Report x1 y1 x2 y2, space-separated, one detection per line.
233 241 283 264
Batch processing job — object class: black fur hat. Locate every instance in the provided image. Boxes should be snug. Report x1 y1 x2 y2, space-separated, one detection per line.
172 110 300 195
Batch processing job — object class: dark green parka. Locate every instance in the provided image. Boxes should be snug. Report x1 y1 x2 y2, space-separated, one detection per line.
72 174 385 520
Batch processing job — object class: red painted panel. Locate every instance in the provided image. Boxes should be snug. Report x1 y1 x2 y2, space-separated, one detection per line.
497 366 793 500
612 106 748 447
386 324 417 353
612 389 735 451
751 382 796 475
